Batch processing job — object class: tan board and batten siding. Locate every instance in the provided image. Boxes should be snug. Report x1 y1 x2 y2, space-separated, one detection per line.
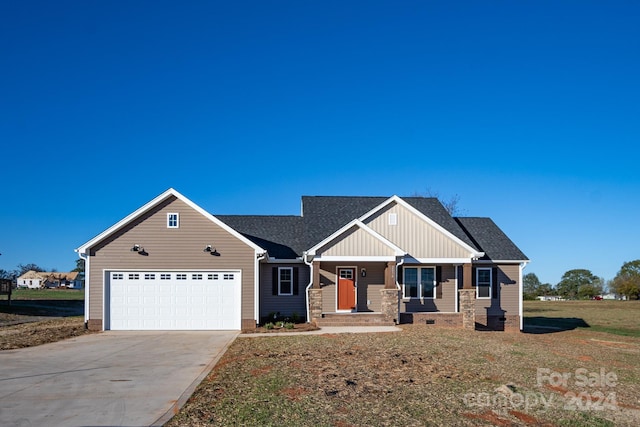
87 196 256 326
364 201 472 258
316 225 395 257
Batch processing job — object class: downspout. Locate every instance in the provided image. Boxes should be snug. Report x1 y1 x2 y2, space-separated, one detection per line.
76 250 89 326
255 251 268 325
303 252 314 324
519 261 529 331
394 256 405 318
454 264 459 313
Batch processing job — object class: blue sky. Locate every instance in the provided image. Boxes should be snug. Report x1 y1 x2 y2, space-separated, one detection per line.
1 1 638 285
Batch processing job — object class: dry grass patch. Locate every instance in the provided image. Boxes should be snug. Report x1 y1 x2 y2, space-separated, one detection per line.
0 316 94 350
168 323 640 426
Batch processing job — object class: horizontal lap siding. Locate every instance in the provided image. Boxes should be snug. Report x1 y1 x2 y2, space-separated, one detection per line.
400 265 456 312
260 264 309 320
475 264 521 316
356 263 386 312
87 196 256 324
365 202 471 258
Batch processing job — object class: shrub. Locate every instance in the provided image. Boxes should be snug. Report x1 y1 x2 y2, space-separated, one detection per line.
264 322 275 330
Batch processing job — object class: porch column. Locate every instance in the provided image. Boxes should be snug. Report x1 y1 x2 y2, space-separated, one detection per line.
462 263 473 289
309 261 322 324
312 261 321 289
380 288 399 324
384 261 396 289
459 289 476 330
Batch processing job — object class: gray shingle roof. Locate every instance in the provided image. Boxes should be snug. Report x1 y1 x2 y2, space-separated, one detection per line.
216 196 526 262
455 217 529 261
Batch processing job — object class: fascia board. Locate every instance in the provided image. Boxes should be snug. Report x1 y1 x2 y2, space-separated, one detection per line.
307 219 405 256
358 195 483 258
76 188 265 254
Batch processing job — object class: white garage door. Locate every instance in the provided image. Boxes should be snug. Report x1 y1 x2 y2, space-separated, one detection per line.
107 271 241 330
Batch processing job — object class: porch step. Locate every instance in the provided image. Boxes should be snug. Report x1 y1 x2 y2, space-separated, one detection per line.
315 313 396 327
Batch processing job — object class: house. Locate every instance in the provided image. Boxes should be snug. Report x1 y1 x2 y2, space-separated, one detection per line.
75 188 529 332
536 295 564 301
17 271 83 289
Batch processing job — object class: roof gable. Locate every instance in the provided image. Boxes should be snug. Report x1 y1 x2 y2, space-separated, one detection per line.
76 188 264 254
308 219 405 258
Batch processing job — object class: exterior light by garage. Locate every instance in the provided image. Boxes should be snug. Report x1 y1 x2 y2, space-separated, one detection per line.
204 245 221 256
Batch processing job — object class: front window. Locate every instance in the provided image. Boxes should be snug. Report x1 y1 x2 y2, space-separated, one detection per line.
403 267 436 299
167 213 179 228
278 267 293 295
476 268 492 299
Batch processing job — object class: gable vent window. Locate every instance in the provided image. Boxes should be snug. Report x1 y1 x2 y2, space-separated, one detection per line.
167 213 179 228
389 213 398 226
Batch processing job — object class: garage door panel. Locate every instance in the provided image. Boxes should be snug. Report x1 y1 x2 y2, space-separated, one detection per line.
108 270 241 330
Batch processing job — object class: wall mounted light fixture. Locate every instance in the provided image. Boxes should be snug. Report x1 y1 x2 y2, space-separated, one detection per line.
361 268 367 277
131 244 148 256
204 245 220 256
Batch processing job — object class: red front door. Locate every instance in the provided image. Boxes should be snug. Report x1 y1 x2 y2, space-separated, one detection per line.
337 268 356 310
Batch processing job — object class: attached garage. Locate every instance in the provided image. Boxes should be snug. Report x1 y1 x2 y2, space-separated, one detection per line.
106 270 241 330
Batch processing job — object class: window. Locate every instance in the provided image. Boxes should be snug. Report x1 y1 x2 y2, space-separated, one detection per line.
144 273 155 280
388 212 398 226
208 274 219 280
112 273 123 280
176 274 187 280
476 268 492 299
192 274 203 280
278 267 293 295
167 213 179 228
223 273 234 280
160 274 171 280
403 267 436 299
128 273 139 280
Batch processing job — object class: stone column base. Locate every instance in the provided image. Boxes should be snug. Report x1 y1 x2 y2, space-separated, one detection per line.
309 288 323 325
458 289 476 330
380 289 399 323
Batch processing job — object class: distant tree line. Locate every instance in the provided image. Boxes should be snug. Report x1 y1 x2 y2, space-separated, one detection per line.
0 259 84 281
524 260 640 301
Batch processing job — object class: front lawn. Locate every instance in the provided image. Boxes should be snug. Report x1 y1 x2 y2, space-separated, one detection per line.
168 301 640 426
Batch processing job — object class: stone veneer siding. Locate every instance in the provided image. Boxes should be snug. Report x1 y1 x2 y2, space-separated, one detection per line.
380 289 399 323
459 289 475 330
309 289 323 325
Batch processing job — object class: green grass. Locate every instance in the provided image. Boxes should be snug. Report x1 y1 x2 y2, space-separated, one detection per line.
524 300 640 337
9 288 84 300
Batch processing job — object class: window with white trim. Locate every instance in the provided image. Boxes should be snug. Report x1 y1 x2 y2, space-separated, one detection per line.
223 273 234 280
160 274 171 280
144 273 155 280
278 267 293 295
192 274 203 280
128 273 139 280
476 268 492 299
176 274 187 280
112 273 123 280
167 213 179 228
403 267 436 299
208 273 219 280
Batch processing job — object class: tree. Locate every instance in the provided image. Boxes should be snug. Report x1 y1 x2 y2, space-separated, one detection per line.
611 260 640 300
523 272 541 300
72 258 85 273
16 263 45 276
0 269 16 280
411 188 464 216
556 269 602 300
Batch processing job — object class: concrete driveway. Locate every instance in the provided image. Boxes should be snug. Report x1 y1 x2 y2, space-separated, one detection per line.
0 331 238 427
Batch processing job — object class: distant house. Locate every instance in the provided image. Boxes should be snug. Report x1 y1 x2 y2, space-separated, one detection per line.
76 188 529 332
602 293 626 301
17 271 83 289
536 295 563 301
